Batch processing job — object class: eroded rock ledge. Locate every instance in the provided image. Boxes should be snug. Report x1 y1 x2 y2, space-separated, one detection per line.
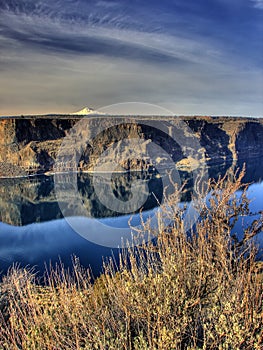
0 115 262 177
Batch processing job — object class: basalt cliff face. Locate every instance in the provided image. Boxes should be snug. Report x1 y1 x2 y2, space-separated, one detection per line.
0 116 262 177
0 115 262 226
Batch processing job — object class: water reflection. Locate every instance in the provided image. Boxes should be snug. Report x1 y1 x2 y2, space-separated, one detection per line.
0 157 262 277
0 219 120 279
0 172 164 226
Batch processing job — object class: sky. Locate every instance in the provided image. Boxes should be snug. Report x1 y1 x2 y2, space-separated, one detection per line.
0 0 262 116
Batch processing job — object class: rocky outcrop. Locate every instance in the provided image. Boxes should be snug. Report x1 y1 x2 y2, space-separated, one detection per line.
236 122 263 159
0 116 262 177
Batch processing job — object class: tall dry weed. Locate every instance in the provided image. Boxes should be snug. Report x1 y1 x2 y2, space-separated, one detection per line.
0 170 262 349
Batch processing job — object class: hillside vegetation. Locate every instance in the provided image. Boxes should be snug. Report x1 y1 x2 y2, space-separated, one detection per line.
0 171 262 349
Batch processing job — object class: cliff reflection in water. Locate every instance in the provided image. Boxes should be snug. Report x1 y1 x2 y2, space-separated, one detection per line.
0 156 262 278
0 157 262 227
0 171 165 226
0 170 168 277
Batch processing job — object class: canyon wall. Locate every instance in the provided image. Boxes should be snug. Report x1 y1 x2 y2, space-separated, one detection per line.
0 115 262 226
0 116 262 177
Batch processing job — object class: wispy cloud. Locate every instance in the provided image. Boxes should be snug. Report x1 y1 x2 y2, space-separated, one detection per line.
0 0 261 68
0 2 228 67
0 0 262 116
251 0 263 9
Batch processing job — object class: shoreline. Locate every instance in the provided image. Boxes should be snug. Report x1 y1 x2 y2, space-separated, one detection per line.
0 160 223 180
0 155 261 180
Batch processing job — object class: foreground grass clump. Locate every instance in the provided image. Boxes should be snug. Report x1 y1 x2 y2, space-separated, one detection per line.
0 173 262 349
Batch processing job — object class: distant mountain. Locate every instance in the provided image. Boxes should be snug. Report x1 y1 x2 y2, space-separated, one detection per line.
70 107 104 115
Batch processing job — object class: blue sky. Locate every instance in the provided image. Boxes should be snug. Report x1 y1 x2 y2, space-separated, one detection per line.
0 0 262 115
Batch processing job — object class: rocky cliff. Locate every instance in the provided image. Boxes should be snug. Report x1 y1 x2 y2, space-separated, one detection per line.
0 116 262 177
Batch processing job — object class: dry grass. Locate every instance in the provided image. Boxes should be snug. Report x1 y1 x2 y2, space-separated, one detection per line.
0 171 262 349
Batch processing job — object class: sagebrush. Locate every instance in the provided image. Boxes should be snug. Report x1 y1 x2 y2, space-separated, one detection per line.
0 171 262 349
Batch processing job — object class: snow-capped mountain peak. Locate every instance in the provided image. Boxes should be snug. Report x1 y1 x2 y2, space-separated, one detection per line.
70 107 103 115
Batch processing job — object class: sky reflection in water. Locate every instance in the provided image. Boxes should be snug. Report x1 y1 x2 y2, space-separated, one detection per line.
0 164 262 278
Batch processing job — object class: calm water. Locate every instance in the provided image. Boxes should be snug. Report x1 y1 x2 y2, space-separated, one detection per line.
0 157 262 278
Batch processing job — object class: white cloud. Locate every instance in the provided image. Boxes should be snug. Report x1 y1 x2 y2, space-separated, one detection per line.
251 0 263 9
0 42 262 116
0 7 226 69
0 0 262 116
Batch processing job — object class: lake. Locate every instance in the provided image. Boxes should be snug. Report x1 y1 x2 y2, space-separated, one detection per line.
0 157 262 279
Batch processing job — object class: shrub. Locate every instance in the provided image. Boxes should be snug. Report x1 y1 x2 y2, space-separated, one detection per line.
0 171 262 349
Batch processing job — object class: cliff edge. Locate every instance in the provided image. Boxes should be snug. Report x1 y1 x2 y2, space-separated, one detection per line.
0 116 262 177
